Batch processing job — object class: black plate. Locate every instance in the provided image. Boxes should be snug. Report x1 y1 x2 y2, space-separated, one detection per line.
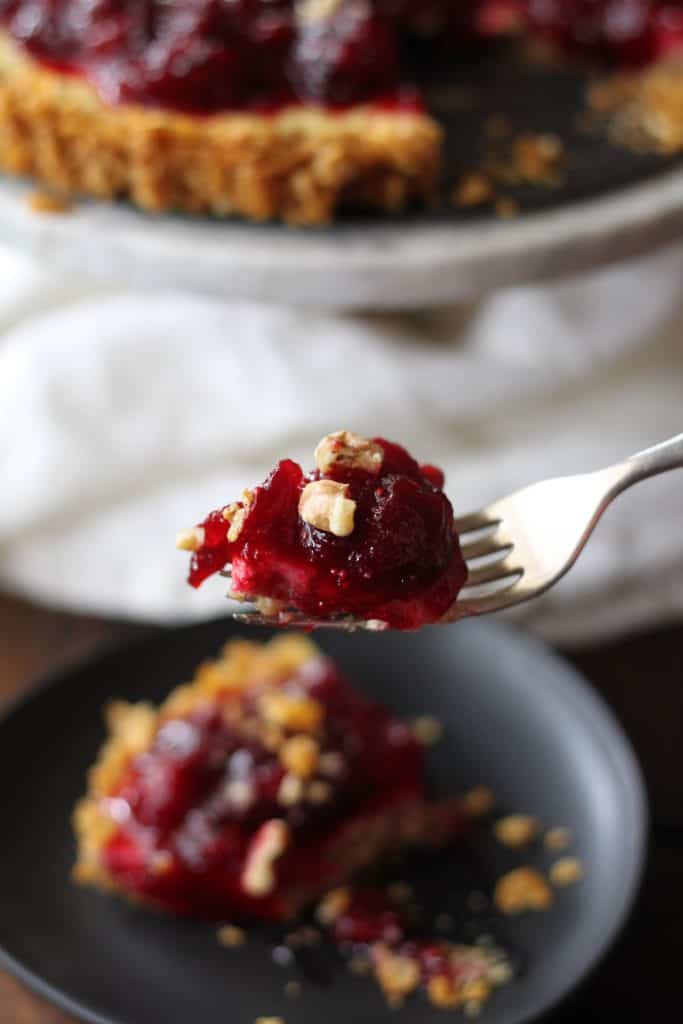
366 41 683 223
0 619 646 1024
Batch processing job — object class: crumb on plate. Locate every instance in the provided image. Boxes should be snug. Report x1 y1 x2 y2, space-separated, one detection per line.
494 866 554 914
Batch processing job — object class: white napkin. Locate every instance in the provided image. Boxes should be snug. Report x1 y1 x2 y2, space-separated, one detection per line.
1 239 682 645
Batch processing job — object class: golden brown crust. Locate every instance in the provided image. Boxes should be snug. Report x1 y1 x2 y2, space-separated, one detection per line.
0 33 441 224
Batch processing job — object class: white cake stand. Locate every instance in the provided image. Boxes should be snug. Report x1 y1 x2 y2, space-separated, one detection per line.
1 167 683 309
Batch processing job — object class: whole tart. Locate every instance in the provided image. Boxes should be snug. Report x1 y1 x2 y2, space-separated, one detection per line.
73 634 464 920
0 1 681 223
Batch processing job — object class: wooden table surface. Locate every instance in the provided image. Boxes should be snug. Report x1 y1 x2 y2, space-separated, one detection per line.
1 592 681 1024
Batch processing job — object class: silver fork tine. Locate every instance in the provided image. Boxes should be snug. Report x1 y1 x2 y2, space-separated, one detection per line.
459 534 511 561
454 511 500 534
232 609 380 632
464 557 522 588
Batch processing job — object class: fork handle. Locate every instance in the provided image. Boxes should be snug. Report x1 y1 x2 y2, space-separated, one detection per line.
611 432 683 491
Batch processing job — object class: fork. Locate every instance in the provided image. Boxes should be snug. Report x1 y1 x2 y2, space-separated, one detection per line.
232 433 683 631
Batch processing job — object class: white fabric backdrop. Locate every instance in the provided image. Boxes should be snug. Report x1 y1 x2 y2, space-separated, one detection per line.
1 239 682 645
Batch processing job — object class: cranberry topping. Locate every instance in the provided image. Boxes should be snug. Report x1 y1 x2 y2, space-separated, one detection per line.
0 0 479 114
523 0 683 66
186 435 467 630
99 655 455 919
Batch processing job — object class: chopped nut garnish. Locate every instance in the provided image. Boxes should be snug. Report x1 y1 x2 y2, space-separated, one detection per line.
217 924 246 948
544 827 573 852
316 886 352 925
411 715 443 746
279 735 320 779
373 944 421 1007
462 785 495 818
427 974 461 1009
255 597 287 617
176 526 205 552
494 867 554 915
259 692 324 733
241 819 290 897
493 814 540 848
550 857 584 887
223 490 254 543
298 479 356 537
314 430 384 475
296 0 342 26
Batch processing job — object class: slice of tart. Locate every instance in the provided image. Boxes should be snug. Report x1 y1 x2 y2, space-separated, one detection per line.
73 635 464 920
177 431 467 630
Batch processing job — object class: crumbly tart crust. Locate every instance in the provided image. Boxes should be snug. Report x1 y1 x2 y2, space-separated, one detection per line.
0 34 441 225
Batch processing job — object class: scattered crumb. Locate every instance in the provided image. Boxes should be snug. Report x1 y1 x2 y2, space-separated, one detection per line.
217 924 246 948
462 785 495 817
511 132 565 186
27 189 71 214
452 172 495 208
494 867 554 915
544 827 573 852
411 715 443 746
451 130 564 213
427 974 461 1009
494 197 519 220
493 814 540 849
462 979 492 1016
550 857 584 887
284 980 302 999
373 944 421 1008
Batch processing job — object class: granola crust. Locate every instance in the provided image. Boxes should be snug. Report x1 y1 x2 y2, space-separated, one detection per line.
0 33 441 225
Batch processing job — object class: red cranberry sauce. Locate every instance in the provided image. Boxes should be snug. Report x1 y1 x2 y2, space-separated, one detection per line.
188 438 467 630
0 0 481 114
100 656 454 919
522 0 683 66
